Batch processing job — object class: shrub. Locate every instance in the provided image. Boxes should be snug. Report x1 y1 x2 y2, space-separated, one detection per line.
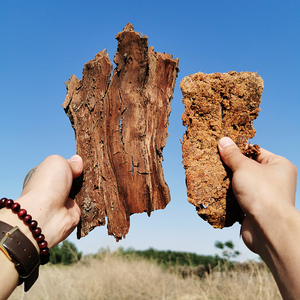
50 240 82 265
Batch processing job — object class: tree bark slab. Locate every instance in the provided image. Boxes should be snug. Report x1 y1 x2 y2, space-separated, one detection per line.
63 24 179 240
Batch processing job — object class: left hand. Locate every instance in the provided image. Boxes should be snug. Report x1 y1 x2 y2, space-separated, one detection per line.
1 154 83 249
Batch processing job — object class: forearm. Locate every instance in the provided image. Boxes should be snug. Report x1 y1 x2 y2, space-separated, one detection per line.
255 205 300 300
0 252 19 300
0 201 40 299
0 155 82 299
218 137 298 299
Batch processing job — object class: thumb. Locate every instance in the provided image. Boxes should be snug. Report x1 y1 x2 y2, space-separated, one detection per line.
218 137 249 172
67 155 83 178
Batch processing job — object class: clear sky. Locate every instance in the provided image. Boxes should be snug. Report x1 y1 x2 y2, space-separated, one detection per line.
1 0 299 261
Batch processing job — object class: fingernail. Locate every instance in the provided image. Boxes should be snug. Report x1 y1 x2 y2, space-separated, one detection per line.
219 137 235 148
68 155 80 163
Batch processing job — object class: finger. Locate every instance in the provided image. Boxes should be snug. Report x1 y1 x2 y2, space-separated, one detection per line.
65 197 80 212
62 198 81 241
67 155 83 178
65 198 81 224
240 217 257 254
255 147 277 164
218 137 251 172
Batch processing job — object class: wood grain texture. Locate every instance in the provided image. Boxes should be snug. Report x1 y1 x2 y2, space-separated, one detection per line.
63 24 179 240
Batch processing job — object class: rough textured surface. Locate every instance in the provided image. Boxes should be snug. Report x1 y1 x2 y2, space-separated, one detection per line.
181 71 263 228
63 24 179 240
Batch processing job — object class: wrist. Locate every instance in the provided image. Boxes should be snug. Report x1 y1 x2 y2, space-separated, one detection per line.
0 203 39 252
252 205 300 299
0 221 40 291
0 198 50 265
0 197 51 292
250 201 299 263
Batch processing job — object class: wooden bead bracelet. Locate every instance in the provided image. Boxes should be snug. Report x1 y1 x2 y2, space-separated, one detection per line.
0 197 50 265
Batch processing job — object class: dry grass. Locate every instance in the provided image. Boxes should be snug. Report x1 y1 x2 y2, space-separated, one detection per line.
9 253 281 300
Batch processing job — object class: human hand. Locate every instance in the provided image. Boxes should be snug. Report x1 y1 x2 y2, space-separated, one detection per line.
218 137 297 254
0 155 83 297
0 155 83 249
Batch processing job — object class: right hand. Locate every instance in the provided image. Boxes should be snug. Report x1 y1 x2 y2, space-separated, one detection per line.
218 137 297 254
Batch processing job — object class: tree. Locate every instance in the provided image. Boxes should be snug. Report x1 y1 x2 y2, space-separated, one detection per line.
50 240 82 265
214 240 240 262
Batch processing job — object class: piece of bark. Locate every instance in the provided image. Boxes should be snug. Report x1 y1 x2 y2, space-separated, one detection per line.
181 71 263 228
63 24 179 240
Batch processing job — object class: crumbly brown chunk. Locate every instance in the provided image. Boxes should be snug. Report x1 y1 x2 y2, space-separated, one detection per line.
181 71 263 228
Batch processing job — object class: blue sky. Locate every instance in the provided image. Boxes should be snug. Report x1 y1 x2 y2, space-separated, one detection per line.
1 0 299 261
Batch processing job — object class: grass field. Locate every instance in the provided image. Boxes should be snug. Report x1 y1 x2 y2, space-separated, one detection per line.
9 252 281 300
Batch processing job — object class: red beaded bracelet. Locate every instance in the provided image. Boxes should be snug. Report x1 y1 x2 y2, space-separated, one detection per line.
0 198 50 265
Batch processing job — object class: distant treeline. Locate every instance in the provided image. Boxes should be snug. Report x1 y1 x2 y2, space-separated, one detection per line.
50 240 82 265
100 247 222 269
50 241 240 270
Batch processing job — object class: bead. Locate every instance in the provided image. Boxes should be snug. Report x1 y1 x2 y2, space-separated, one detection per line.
4 199 13 208
40 248 50 258
35 234 45 243
40 250 50 265
32 227 42 237
11 202 20 212
1 197 49 265
0 198 7 208
40 254 50 265
40 247 49 255
38 241 48 249
29 220 38 230
23 214 32 224
18 209 27 219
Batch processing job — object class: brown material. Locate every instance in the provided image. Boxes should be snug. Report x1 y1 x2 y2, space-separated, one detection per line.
181 71 263 228
63 24 179 240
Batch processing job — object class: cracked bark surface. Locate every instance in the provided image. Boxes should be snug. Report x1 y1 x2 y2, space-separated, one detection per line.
63 24 179 240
